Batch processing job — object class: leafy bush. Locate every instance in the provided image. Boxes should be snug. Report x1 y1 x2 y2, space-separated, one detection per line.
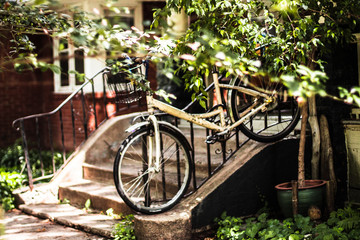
0 140 25 169
215 207 360 240
313 206 360 240
0 169 25 211
0 205 4 235
0 140 65 179
0 141 65 211
216 212 312 240
113 214 136 240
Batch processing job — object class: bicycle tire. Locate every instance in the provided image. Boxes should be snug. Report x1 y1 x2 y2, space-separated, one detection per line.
113 123 192 214
227 75 300 142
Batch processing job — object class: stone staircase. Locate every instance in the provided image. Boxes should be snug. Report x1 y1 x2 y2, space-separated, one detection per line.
57 114 246 215
14 112 301 239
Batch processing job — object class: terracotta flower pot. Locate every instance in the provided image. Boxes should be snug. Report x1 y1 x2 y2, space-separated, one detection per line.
275 179 327 218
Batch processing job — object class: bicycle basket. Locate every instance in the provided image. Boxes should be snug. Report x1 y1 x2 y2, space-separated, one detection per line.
104 62 147 104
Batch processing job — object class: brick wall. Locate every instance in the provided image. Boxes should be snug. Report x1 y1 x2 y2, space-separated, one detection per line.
0 30 157 151
0 32 54 148
48 92 148 151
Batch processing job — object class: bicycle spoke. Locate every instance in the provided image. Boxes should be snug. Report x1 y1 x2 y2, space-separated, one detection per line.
229 76 300 142
123 168 151 193
114 125 191 213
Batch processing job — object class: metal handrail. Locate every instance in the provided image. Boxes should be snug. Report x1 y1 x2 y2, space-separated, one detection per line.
11 64 251 197
12 67 108 129
11 65 147 189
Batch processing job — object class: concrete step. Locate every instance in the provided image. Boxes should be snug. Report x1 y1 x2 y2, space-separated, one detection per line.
83 152 225 187
83 161 206 194
82 122 248 185
18 203 116 239
58 180 133 216
14 137 300 240
83 162 113 184
59 172 204 216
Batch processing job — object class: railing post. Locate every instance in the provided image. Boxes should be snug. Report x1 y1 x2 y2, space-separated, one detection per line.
103 76 109 119
91 82 98 129
221 141 227 164
206 128 212 176
70 99 76 149
190 122 197 190
20 120 34 190
35 117 44 176
59 109 67 163
235 128 239 147
11 67 113 185
80 89 88 139
160 133 167 199
47 116 56 174
171 117 181 190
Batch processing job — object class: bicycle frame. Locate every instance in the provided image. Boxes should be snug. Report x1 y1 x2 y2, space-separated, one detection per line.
146 71 273 135
112 58 299 214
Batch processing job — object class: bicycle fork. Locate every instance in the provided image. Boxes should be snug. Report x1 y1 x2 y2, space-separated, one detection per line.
147 115 161 173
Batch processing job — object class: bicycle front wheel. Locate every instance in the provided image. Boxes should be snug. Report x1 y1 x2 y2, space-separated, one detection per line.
227 76 300 142
113 124 192 214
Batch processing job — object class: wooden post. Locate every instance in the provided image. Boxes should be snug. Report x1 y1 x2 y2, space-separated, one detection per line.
326 181 335 215
298 101 308 188
308 96 320 179
292 180 298 216
320 115 337 215
320 115 337 192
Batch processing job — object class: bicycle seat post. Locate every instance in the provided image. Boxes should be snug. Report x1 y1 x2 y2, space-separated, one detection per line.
212 68 226 127
146 95 156 115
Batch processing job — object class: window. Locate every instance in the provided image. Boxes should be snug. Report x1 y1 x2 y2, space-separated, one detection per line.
53 0 166 93
75 49 85 85
54 38 85 93
105 8 135 29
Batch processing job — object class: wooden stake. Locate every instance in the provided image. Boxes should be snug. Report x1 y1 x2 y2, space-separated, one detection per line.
320 115 337 215
308 96 320 179
292 180 299 216
298 102 308 188
326 181 335 215
319 115 337 193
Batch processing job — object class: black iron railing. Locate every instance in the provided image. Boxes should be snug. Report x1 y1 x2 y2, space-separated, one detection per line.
12 68 147 189
12 67 250 196
162 82 250 193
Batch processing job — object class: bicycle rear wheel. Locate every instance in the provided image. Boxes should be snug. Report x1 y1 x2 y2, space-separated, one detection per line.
227 75 300 142
113 124 192 214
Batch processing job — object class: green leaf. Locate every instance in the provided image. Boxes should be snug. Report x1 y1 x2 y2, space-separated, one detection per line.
49 64 61 74
84 199 91 210
34 0 48 5
199 100 206 109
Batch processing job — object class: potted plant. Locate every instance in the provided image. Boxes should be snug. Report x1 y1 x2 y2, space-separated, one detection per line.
275 99 327 218
153 0 360 218
270 0 359 218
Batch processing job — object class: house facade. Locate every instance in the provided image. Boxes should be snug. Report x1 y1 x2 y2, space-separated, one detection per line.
0 0 165 148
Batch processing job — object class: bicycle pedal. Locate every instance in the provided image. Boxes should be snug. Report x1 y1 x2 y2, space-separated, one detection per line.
205 135 217 144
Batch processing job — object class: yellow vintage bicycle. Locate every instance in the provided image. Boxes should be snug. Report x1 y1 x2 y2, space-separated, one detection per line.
105 56 300 214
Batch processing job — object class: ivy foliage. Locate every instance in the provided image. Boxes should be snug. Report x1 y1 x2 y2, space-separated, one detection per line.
154 0 360 105
0 140 64 177
0 0 151 72
0 169 25 211
113 214 136 240
1 0 360 106
0 141 65 211
0 0 70 72
216 207 360 240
